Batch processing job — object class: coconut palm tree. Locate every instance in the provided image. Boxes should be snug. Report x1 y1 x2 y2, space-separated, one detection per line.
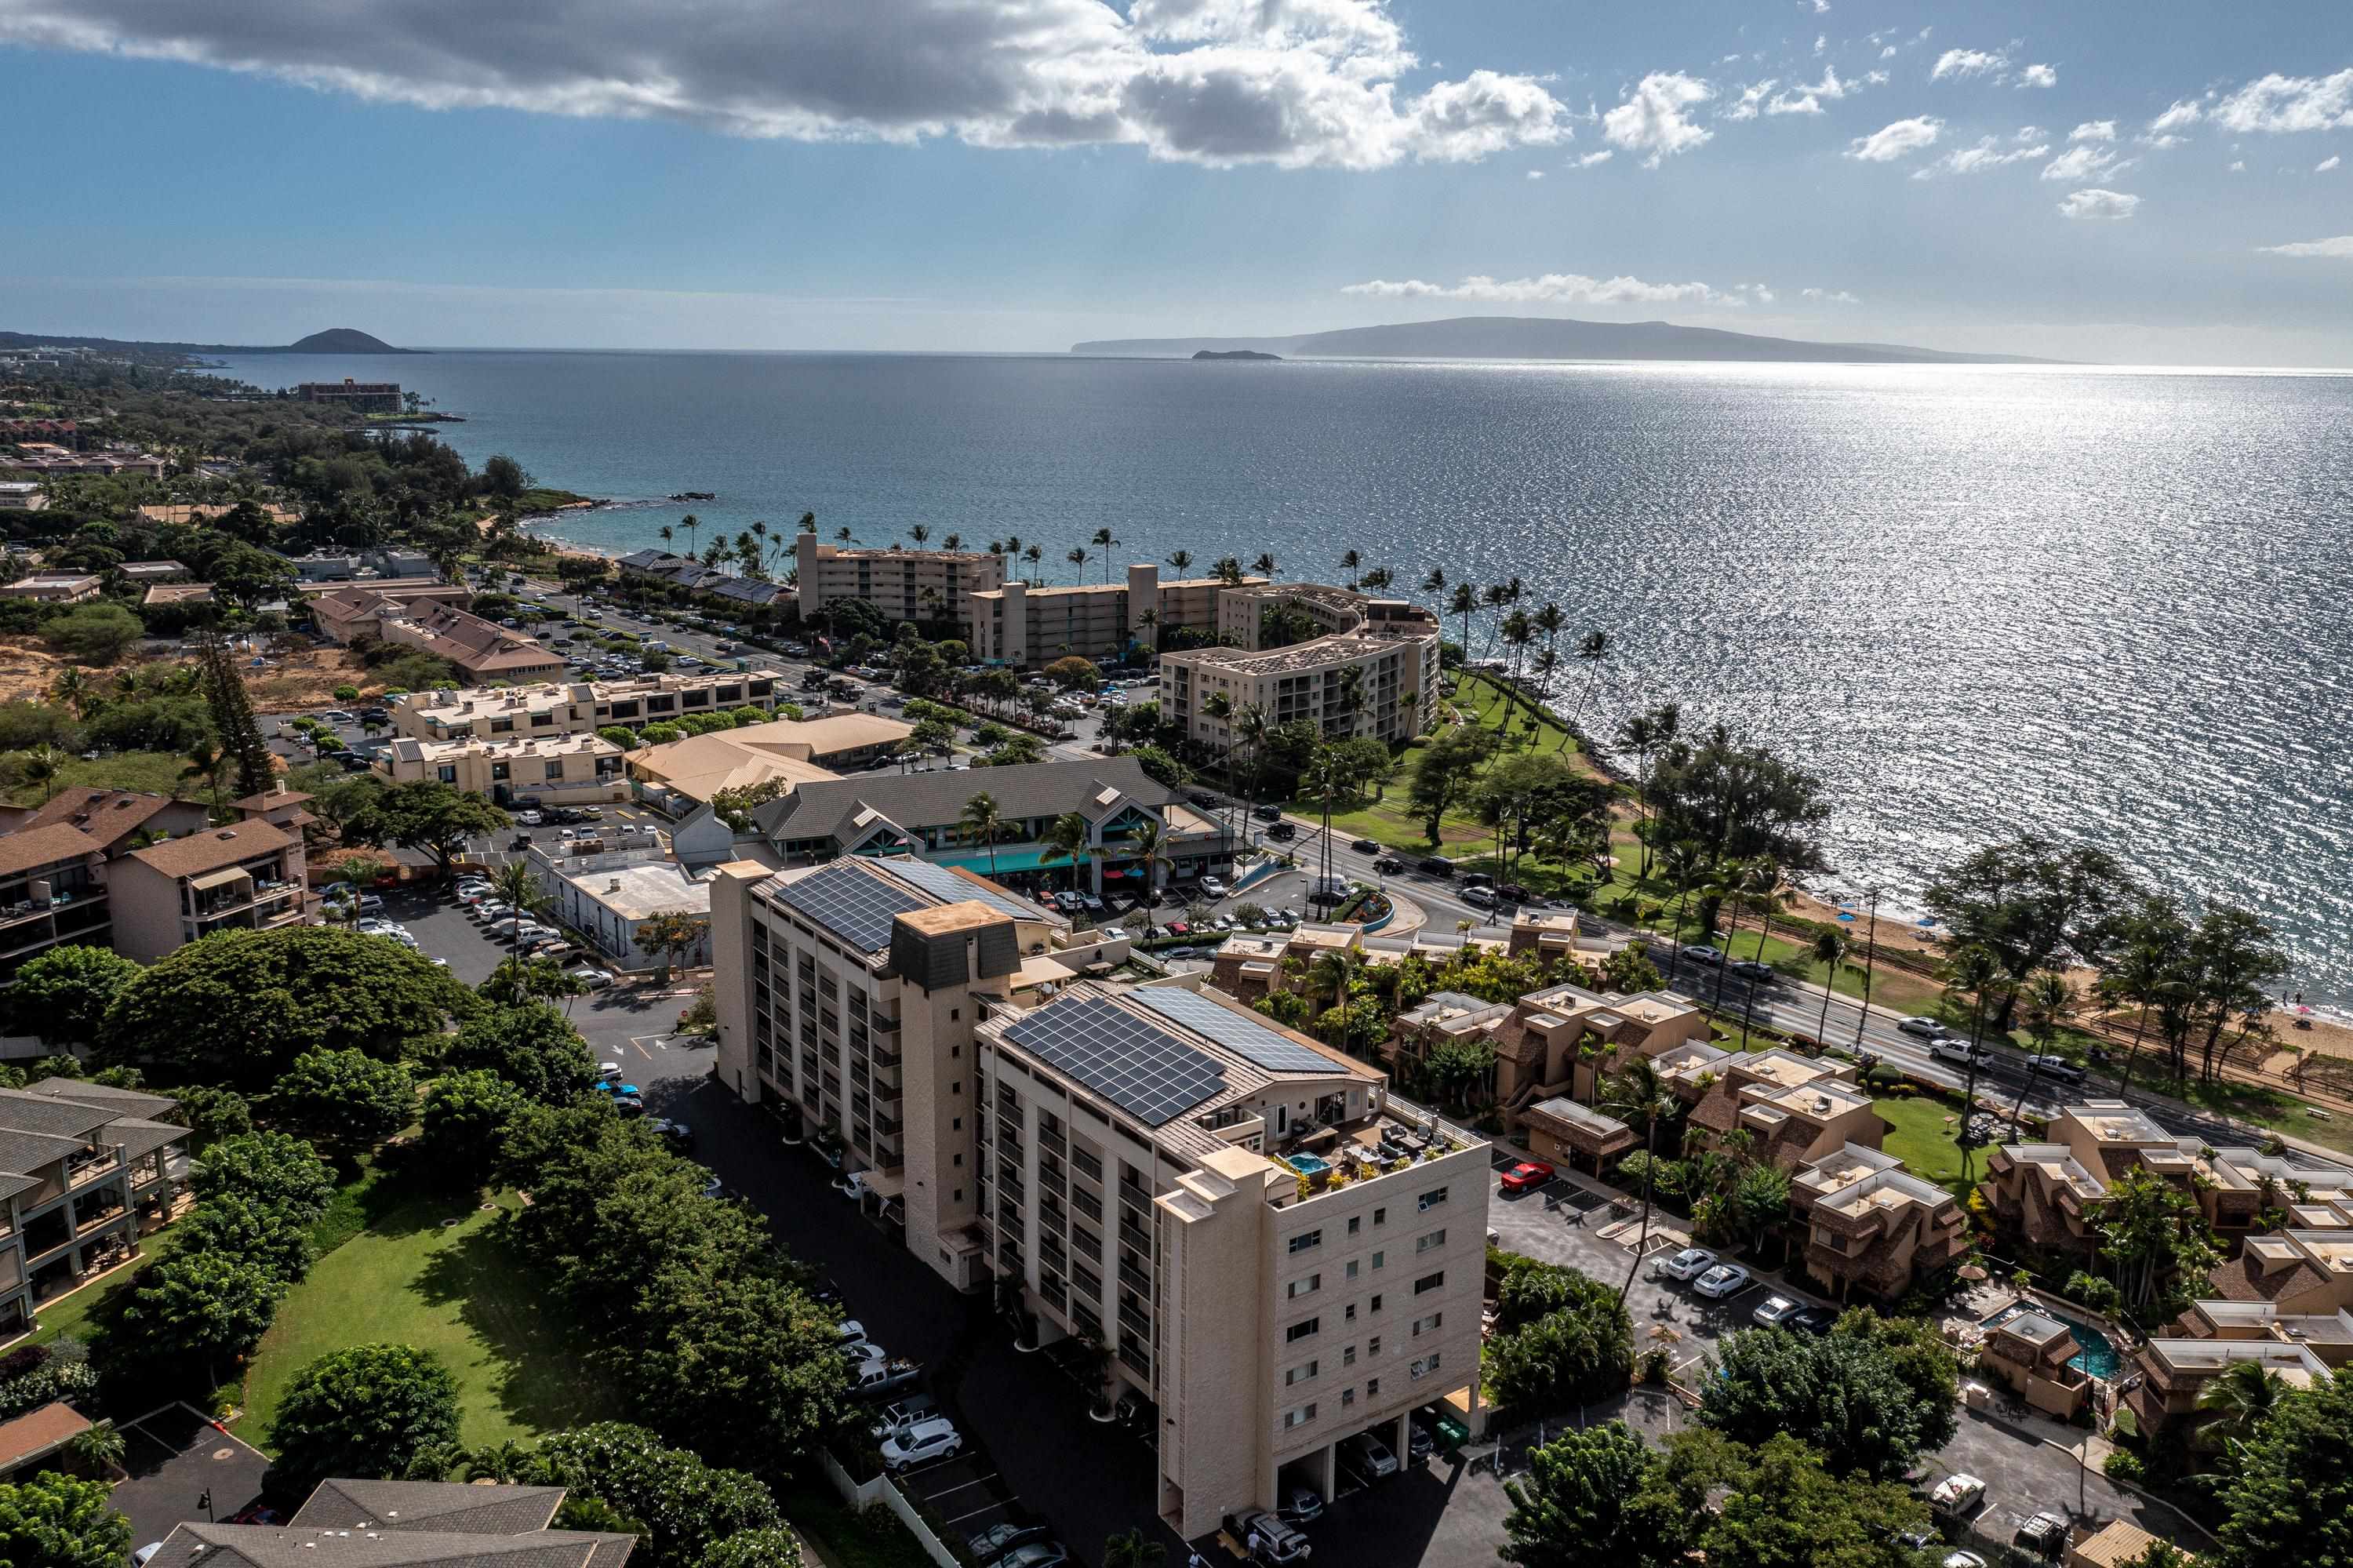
911 523 931 548
1126 820 1167 906
15 744 65 805
680 514 701 558
1338 548 1362 588
493 860 548 948
1422 566 1446 595
961 791 1007 880
944 533 962 551
1601 1057 1682 1304
62 1420 126 1480
1023 543 1044 577
1213 555 1246 588
180 740 233 814
1446 581 1478 678
1066 545 1090 583
1734 860 1795 1046
48 667 94 718
1234 702 1271 812
1309 947 1358 1052
1134 606 1159 657
1941 943 2006 1170
1041 809 1095 897
1809 929 1849 1044
1103 1530 1166 1568
2195 1357 2288 1454
1250 551 1278 580
1559 629 1611 750
1091 527 1116 582
1657 838 1708 988
1166 548 1193 577
2009 970 2079 1126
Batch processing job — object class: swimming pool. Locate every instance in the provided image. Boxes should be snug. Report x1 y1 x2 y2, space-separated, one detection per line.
1284 1154 1332 1177
1981 1301 2123 1380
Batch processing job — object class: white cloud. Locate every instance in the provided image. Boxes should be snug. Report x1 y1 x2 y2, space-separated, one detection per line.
2042 144 2128 181
1914 134 2048 176
1801 286 1860 302
2057 187 2140 220
2229 158 2246 171
1813 33 1827 55
1765 63 1867 115
1602 71 1714 166
1880 45 1896 60
2069 119 2115 142
0 0 1569 172
2259 235 2353 257
1813 0 1830 13
2016 64 2057 89
2015 125 2045 141
1526 168 1545 180
1846 115 1941 161
1340 271 1739 304
1576 150 1613 167
2140 133 2187 150
2150 98 2204 133
2216 70 2353 133
2322 155 2344 172
1723 80 1777 121
1931 48 2007 80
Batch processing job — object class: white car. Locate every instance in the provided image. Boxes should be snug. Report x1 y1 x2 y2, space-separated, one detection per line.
1693 1264 1751 1300
1896 1016 1947 1038
1656 1246 1718 1282
570 967 615 990
881 1417 962 1472
1199 878 1230 898
354 916 406 937
1929 1474 1988 1519
1342 1432 1399 1478
597 1062 624 1082
1929 1038 1986 1065
1751 1293 1804 1328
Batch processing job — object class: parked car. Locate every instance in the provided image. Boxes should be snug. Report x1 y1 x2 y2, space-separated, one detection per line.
2028 1054 2088 1084
1199 877 1229 898
1341 1432 1399 1478
1656 1246 1718 1282
1226 1509 1311 1563
515 809 544 825
851 1355 922 1399
880 1417 962 1472
968 1523 1052 1563
1497 1160 1555 1195
996 1544 1070 1568
1786 1305 1842 1336
1693 1263 1751 1299
874 1393 940 1442
1751 1293 1806 1328
1929 1038 1987 1065
1277 1484 1325 1524
597 1062 624 1082
1929 1474 1988 1519
1897 1016 1948 1038
1461 886 1498 910
648 1118 693 1150
569 966 615 990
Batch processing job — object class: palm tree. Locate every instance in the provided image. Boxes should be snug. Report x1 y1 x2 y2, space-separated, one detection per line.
1809 929 1849 1044
961 791 1007 880
1135 606 1159 657
1166 548 1194 577
1091 526 1116 583
493 860 547 948
62 1420 126 1480
1446 581 1477 675
680 514 700 558
1103 1530 1166 1568
181 740 233 813
1042 810 1095 897
1559 629 1610 750
1235 702 1272 813
943 533 962 551
1023 543 1045 577
49 666 93 718
1338 548 1362 588
1657 839 1707 988
1303 748 1352 893
1250 551 1278 580
1601 1057 1681 1304
1733 860 1795 1046
1067 545 1089 584
911 523 932 548
1309 948 1357 1052
1942 944 2006 1170
2195 1357 2288 1454
1422 566 1446 595
2009 970 2079 1127
16 744 65 804
1126 820 1167 905
1703 857 1751 1015
1492 609 1533 747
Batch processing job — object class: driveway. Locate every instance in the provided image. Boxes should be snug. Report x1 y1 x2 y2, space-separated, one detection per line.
110 1403 272 1550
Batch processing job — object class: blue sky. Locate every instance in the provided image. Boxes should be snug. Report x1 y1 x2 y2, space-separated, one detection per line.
4 1 2349 362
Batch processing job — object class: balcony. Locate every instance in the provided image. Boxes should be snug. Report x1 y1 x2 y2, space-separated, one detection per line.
66 1153 119 1192
1070 1148 1104 1184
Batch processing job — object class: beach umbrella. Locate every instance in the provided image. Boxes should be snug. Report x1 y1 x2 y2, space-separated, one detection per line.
1958 1264 1988 1282
1838 912 1857 922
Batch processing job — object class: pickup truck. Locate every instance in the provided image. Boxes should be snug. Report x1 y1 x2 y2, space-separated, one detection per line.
851 1356 923 1399
1928 1038 1988 1066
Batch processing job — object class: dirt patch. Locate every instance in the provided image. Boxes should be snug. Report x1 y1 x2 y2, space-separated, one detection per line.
0 635 89 704
241 641 374 709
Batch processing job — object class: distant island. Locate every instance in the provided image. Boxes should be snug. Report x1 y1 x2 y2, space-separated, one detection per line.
1076 315 2059 366
0 326 421 360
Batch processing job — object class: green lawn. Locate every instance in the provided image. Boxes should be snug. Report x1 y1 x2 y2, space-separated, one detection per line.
30 1224 180 1348
238 1174 616 1452
8 753 197 808
1875 1093 1988 1204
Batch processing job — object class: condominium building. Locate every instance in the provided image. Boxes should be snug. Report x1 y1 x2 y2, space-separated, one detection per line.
374 732 627 809
118 560 192 584
1674 1046 1883 1170
0 482 46 512
707 855 1487 1537
311 589 566 684
963 566 1256 668
625 714 912 806
390 670 787 743
1160 584 1442 748
795 532 1006 628
1980 1101 2210 1258
109 821 309 961
1789 1142 1970 1304
296 379 403 414
533 846 714 973
2125 1299 2351 1439
0 1079 189 1337
0 825 115 986
1384 979 1711 1131
751 757 1231 893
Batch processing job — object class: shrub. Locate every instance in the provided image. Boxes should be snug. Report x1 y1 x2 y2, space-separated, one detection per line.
271 1344 461 1495
333 685 360 701
272 1048 413 1144
2104 1448 2145 1484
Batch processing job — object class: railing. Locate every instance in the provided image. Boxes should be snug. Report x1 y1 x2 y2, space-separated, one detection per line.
1118 1221 1153 1257
1070 1148 1104 1183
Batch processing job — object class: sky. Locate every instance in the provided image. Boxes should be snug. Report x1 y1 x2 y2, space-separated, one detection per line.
3 0 2350 363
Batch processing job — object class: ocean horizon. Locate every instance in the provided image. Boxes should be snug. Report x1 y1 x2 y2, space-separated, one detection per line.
210 349 2353 1006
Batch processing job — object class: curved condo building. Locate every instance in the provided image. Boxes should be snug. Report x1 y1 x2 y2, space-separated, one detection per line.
1159 583 1443 747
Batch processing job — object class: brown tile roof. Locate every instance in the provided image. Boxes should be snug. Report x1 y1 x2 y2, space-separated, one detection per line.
1686 1079 1741 1135
123 820 295 879
0 1400 90 1469
21 787 182 839
0 821 102 879
2206 1251 2329 1304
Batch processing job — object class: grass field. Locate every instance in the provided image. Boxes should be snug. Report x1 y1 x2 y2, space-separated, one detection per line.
7 752 195 809
1875 1092 1991 1203
30 1225 179 1347
238 1172 615 1452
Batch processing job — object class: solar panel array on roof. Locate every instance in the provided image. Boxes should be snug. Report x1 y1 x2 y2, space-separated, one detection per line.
1131 987 1335 1075
767 860 929 952
884 857 1039 926
1002 995 1228 1127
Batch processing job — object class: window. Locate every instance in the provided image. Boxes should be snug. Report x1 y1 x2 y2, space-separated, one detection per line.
1282 1404 1316 1430
1368 1335 1380 1356
1285 1318 1320 1344
436 766 457 784
1344 1304 1356 1322
490 762 511 781
1413 1312 1443 1337
951 1082 962 1095
1284 1360 1318 1386
1342 1345 1357 1366
1347 1216 1361 1235
1344 1260 1359 1281
1414 1271 1444 1296
953 1154 963 1166
954 1188 963 1202
1418 1186 1449 1213
1417 1229 1446 1253
1371 1293 1384 1313
1287 1274 1320 1300
1373 1206 1387 1225
1287 1229 1322 1255
1372 1250 1385 1270
1409 1353 1442 1380
1366 1377 1380 1397
544 761 565 780
1340 1387 1356 1408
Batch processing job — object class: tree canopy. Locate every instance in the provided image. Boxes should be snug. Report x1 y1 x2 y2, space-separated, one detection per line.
1485 1257 1635 1414
447 1002 598 1103
9 944 143 1046
2213 1348 2353 1566
1698 1315 1958 1481
343 780 511 879
271 1344 463 1497
1500 1421 1699 1568
274 1047 415 1144
1922 835 2140 1021
101 926 467 1079
529 1423 784 1568
0 1469 131 1568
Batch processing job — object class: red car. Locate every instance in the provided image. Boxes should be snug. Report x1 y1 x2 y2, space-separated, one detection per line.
1498 1161 1555 1194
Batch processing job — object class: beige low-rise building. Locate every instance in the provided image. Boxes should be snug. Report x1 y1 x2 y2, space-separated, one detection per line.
311 588 565 684
1980 1101 2208 1257
707 857 1487 1537
1978 1305 2097 1418
965 566 1260 668
795 531 1006 629
1160 584 1442 748
108 821 308 962
627 714 911 806
0 573 101 603
375 732 627 808
1671 1045 1884 1170
1790 1142 1971 1302
0 824 115 987
391 670 788 744
2124 1297 2349 1440
533 846 713 973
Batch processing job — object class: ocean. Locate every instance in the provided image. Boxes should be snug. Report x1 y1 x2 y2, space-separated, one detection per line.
209 350 2353 1003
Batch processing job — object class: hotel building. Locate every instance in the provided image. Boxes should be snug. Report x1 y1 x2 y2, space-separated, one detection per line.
390 670 789 744
963 566 1257 669
795 533 1006 629
1159 584 1442 748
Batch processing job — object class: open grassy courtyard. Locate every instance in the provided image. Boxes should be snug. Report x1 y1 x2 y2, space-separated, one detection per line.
1874 1091 1991 1204
238 1173 615 1452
